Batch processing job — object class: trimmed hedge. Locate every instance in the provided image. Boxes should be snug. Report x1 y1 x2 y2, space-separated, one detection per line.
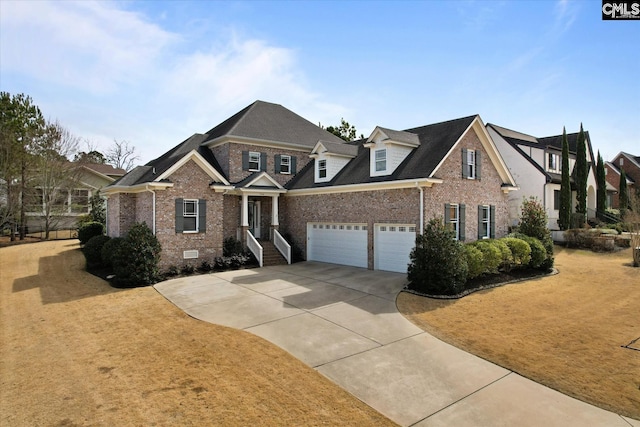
83 235 111 267
78 222 104 245
464 244 484 279
101 237 124 268
112 223 161 287
502 237 531 267
469 240 501 275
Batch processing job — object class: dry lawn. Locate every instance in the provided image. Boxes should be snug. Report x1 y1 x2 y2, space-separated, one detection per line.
398 246 640 420
0 240 395 426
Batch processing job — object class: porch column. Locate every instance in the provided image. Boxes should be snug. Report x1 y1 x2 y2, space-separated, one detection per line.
241 193 249 227
271 195 279 226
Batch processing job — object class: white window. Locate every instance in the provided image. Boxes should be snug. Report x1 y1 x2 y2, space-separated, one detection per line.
375 149 387 172
448 204 460 240
71 189 90 213
467 150 476 179
318 159 327 178
548 153 560 172
249 152 261 171
183 199 198 233
280 155 291 174
480 205 490 239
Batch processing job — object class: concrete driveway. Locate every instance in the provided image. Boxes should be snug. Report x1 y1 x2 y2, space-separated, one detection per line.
154 262 636 427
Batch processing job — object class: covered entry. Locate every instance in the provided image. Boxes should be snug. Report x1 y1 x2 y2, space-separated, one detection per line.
307 222 367 268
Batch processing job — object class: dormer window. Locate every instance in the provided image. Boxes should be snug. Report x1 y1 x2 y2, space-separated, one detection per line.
375 149 387 172
318 160 327 178
547 153 560 172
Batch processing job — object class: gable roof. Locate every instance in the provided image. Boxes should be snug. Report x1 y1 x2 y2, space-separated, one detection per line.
287 115 515 191
311 140 359 157
109 133 227 188
613 151 640 171
368 127 420 147
202 100 346 149
82 163 126 178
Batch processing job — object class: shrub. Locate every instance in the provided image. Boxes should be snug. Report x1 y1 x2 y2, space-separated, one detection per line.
469 240 502 274
509 233 547 269
408 218 468 296
112 222 161 287
464 244 484 280
181 264 195 275
198 260 213 272
501 237 531 268
540 235 555 270
517 197 548 241
223 237 244 257
101 237 124 268
78 221 104 245
165 265 179 277
487 239 513 271
213 254 252 270
83 235 110 268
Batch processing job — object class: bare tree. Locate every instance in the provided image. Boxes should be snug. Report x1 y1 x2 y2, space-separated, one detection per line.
31 121 80 239
106 139 139 171
627 191 640 267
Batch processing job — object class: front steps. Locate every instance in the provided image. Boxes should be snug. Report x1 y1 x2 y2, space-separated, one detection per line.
260 240 288 266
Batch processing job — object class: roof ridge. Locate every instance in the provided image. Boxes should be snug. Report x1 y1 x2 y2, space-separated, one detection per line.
404 114 478 133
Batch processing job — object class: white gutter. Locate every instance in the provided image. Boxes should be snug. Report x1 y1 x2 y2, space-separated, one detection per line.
145 185 156 234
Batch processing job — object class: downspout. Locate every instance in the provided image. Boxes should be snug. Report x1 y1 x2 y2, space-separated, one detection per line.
416 182 424 235
145 185 156 235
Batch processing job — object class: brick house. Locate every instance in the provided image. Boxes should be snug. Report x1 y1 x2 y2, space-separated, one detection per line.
487 124 599 230
105 101 518 273
605 152 638 209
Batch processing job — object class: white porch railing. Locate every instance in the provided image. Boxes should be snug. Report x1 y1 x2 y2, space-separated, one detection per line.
273 229 292 264
246 230 263 267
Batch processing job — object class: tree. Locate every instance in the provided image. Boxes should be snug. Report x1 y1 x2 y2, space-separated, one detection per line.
619 169 629 213
31 121 80 239
88 190 106 225
627 191 640 267
575 123 588 218
558 127 572 230
106 139 139 171
0 92 45 240
322 118 363 142
596 151 607 219
74 150 107 164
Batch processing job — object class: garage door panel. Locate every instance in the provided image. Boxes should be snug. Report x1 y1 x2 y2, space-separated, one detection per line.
307 223 367 268
375 224 416 273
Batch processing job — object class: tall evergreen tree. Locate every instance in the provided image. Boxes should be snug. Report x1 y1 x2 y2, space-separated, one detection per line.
575 123 588 218
596 151 607 219
558 128 572 230
619 169 629 213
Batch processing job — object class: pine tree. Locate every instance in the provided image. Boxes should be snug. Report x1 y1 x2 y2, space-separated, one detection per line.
575 123 588 218
558 128 572 230
596 151 607 219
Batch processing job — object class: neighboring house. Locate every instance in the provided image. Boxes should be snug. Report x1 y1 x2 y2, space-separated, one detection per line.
605 152 639 209
26 162 125 231
487 124 598 230
106 101 518 273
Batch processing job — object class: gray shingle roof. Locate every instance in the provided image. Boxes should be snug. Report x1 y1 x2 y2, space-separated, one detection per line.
374 127 420 146
286 115 477 190
315 140 359 157
203 100 346 147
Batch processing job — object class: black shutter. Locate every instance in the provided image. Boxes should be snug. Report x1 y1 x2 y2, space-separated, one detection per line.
198 199 206 233
476 151 481 180
275 155 281 173
462 149 468 179
175 198 184 233
459 204 466 241
490 205 496 239
242 151 249 170
260 152 267 171
291 156 297 174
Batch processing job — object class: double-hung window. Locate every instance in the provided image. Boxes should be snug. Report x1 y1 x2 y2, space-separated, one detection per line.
375 149 387 172
71 189 90 213
280 155 291 174
478 205 495 239
548 153 560 172
318 159 327 179
462 149 480 180
183 199 198 233
445 203 466 241
248 152 261 171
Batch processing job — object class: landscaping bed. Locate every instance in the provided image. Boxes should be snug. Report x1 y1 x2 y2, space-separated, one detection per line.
397 246 640 420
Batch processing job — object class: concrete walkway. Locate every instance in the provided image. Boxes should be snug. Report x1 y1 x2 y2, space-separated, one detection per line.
154 262 638 427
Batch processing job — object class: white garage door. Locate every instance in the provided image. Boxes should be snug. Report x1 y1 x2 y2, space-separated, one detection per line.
307 223 367 268
374 224 417 273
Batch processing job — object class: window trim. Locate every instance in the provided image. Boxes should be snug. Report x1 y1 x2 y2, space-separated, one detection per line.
182 199 199 233
467 150 476 179
280 155 291 174
448 203 460 240
479 205 490 239
548 152 560 173
375 149 387 172
248 152 261 172
318 159 327 179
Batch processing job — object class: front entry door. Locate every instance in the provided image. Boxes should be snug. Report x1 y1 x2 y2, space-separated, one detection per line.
248 201 261 239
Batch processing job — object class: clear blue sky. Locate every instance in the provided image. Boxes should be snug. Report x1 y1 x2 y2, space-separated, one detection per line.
1 0 638 163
